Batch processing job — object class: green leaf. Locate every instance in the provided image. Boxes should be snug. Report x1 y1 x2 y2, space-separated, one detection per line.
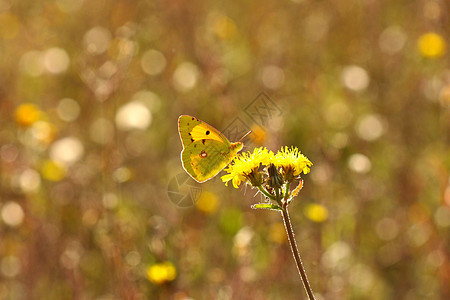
251 203 282 211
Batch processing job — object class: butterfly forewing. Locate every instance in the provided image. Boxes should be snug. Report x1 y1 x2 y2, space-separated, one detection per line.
178 115 230 147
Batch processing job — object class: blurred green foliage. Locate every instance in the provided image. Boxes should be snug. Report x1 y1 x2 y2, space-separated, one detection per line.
0 0 449 299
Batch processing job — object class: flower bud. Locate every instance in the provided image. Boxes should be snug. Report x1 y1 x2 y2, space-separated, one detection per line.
267 164 284 189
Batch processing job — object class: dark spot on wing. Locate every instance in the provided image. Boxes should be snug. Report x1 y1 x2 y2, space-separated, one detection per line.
202 139 206 144
192 117 195 120
206 130 210 135
200 150 207 158
194 144 196 148
191 138 194 142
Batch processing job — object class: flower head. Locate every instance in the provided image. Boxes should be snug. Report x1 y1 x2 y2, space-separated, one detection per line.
147 261 177 285
418 32 446 58
222 147 272 188
272 146 313 181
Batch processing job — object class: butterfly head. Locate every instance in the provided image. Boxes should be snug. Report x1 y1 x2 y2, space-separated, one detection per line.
230 142 244 155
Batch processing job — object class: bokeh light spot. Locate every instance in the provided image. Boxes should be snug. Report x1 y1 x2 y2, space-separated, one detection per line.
115 101 152 130
341 65 370 91
90 118 114 145
434 206 450 227
348 154 371 174
172 62 199 93
0 144 19 163
379 26 407 55
375 218 399 241
50 137 84 166
349 264 375 291
1 202 24 227
113 167 132 183
125 251 141 267
261 65 285 90
19 169 41 193
141 49 167 76
19 50 44 76
83 27 112 55
43 47 70 74
30 121 57 145
57 98 81 122
356 114 385 141
55 0 85 13
131 90 161 112
322 241 351 269
325 102 352 129
0 256 21 278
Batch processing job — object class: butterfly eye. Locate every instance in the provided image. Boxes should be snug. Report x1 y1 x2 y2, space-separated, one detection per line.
200 150 207 158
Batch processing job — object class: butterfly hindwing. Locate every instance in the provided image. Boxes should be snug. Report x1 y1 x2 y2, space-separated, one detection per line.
181 139 231 182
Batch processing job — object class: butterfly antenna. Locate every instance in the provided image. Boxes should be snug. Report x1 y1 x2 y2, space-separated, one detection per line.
238 130 252 143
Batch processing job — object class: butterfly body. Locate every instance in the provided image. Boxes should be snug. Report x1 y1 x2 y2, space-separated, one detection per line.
178 115 243 182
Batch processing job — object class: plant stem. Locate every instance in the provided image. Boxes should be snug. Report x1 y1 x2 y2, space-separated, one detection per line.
281 205 315 299
257 185 275 200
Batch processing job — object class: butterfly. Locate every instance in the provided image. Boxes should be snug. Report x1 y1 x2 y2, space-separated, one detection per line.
178 115 251 183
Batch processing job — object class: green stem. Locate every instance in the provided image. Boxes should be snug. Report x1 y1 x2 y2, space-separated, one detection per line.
281 204 315 299
257 185 275 200
284 182 291 201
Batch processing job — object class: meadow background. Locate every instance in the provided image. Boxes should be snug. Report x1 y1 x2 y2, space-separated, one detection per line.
0 0 449 299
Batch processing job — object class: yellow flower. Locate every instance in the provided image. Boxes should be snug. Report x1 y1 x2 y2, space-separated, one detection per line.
304 203 328 223
222 147 272 188
214 15 237 40
147 261 177 285
417 32 446 58
41 160 66 181
269 222 286 244
196 190 219 214
272 146 313 179
14 103 41 127
249 125 267 146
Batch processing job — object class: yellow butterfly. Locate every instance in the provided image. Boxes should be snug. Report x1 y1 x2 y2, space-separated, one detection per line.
178 115 251 183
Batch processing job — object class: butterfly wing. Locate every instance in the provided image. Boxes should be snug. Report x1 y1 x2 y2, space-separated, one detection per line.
178 115 230 147
182 140 232 182
178 115 233 182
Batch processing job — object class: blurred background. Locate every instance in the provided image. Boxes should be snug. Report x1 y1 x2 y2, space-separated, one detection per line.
0 0 449 299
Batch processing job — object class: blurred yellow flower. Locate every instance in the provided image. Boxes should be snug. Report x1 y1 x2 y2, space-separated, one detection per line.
196 191 219 214
250 125 267 146
31 121 57 145
417 32 446 58
304 203 328 223
439 84 450 106
214 15 237 40
269 222 286 244
41 160 66 181
147 261 177 285
14 103 41 127
0 12 20 39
